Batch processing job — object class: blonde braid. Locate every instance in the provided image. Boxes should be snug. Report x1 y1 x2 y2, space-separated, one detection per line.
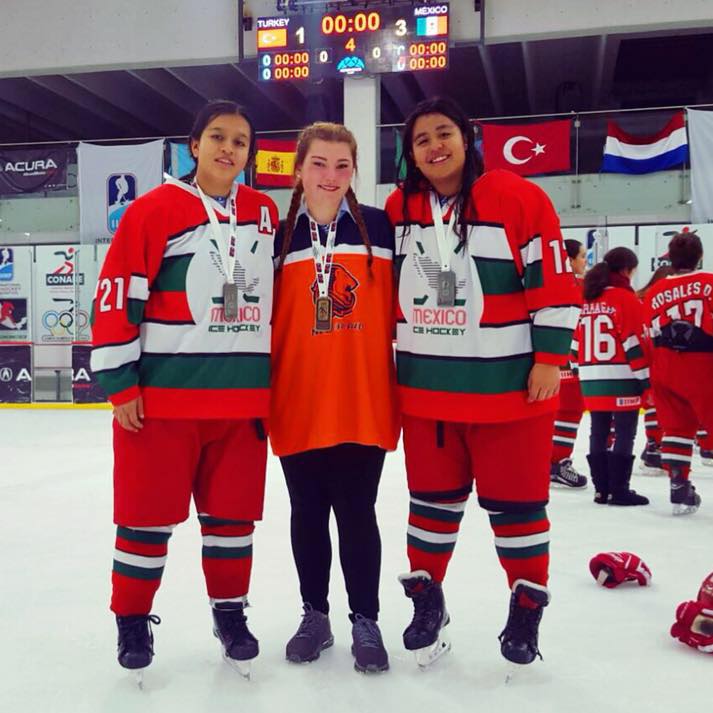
278 182 304 271
345 187 373 272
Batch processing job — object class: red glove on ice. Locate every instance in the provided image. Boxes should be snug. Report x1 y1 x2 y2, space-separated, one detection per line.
671 600 713 653
589 552 652 588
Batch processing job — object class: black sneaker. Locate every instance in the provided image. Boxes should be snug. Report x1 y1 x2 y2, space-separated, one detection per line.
116 614 161 670
398 570 449 650
285 603 334 663
550 459 588 488
351 615 389 673
499 580 549 665
212 603 259 662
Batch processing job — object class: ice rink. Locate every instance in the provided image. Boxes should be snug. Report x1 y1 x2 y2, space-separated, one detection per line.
2 408 711 713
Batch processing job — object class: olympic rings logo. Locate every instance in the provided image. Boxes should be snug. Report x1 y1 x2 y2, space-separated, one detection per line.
42 308 89 336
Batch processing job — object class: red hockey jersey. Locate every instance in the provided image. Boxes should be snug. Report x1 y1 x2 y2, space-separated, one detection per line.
643 271 713 353
572 286 650 411
386 169 581 423
90 177 278 418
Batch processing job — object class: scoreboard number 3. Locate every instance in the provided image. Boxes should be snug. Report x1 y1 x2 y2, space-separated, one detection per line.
395 18 407 36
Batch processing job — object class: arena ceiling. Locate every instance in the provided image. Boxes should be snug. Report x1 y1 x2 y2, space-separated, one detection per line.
0 27 711 144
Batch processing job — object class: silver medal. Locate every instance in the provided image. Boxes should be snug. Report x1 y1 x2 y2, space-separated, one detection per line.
437 270 456 306
223 282 239 320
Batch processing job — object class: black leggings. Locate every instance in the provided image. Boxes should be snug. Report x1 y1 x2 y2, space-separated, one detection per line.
589 410 639 457
280 443 385 621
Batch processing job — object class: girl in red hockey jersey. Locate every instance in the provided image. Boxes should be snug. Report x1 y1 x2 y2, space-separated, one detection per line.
549 238 588 488
385 97 581 667
644 232 713 514
573 247 650 506
271 123 399 673
91 100 278 679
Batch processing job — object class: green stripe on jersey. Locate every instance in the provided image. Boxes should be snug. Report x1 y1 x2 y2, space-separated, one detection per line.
127 298 145 325
153 254 192 292
523 260 544 290
198 515 252 527
113 560 165 580
532 325 572 356
116 526 171 545
473 258 521 295
488 509 547 527
397 352 532 395
139 353 269 390
580 379 643 397
96 362 138 397
407 534 456 554
410 502 465 524
202 545 253 560
625 345 644 361
495 542 549 560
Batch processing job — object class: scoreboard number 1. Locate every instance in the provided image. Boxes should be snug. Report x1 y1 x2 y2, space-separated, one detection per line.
295 27 305 44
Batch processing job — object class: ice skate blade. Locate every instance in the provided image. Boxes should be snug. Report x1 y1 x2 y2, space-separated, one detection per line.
414 634 452 669
672 503 700 516
132 669 146 689
221 649 253 680
701 458 713 467
638 465 665 476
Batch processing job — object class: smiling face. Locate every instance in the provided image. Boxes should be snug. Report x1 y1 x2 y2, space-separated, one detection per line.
410 112 467 195
190 113 251 196
571 244 587 276
296 139 355 219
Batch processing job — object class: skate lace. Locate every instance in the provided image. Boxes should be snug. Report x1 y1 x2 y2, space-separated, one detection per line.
293 604 325 640
412 587 442 630
560 460 582 484
118 614 161 649
352 614 383 649
215 606 253 641
499 601 543 659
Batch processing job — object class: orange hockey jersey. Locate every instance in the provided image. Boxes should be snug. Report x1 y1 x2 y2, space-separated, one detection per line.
90 177 278 419
270 204 400 456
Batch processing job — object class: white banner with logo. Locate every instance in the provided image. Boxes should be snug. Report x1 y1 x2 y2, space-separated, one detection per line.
688 109 713 224
77 140 164 245
0 246 33 342
640 223 713 279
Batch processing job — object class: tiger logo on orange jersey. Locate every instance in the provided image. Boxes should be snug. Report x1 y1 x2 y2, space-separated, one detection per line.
311 263 359 318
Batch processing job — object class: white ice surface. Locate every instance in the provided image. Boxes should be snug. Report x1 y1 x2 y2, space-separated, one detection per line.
2 410 712 713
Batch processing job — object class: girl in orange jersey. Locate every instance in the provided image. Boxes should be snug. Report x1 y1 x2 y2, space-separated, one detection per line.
271 123 399 673
573 247 650 506
386 97 581 669
91 100 278 681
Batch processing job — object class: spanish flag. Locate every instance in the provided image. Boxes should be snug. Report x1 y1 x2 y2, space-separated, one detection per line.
255 138 296 187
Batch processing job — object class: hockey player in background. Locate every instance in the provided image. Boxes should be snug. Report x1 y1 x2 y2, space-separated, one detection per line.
549 238 588 488
386 97 581 668
91 100 278 681
644 232 713 515
271 123 399 673
572 247 650 506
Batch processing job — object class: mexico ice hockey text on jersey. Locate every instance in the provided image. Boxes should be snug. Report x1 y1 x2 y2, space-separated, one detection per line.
644 271 713 352
270 205 400 456
572 286 650 411
385 169 581 423
90 177 278 419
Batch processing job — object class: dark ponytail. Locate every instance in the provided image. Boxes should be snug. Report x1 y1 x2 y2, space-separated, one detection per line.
584 246 638 300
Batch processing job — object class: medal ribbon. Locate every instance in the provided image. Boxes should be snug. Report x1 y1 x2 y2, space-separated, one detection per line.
308 214 338 299
195 181 239 284
429 191 459 272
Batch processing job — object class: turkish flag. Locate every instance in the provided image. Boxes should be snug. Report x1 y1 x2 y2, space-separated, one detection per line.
479 119 572 176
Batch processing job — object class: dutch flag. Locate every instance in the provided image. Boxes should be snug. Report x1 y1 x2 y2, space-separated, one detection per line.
601 112 688 174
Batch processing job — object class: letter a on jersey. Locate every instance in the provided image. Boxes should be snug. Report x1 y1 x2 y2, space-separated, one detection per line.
259 206 274 235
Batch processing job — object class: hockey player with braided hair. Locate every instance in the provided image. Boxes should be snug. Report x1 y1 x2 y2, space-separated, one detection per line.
386 97 581 668
644 231 713 515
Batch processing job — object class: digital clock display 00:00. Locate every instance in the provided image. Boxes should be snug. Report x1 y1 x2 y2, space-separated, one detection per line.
320 11 381 34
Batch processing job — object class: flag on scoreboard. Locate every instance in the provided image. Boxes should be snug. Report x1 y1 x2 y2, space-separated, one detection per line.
601 112 688 174
255 138 297 187
257 28 287 49
480 119 571 176
416 16 448 37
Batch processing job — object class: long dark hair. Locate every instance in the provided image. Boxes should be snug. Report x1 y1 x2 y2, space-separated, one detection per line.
181 99 257 183
398 97 484 245
668 231 703 271
277 122 373 272
584 247 638 300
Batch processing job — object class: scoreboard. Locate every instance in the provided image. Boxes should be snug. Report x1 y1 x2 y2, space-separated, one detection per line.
256 3 450 82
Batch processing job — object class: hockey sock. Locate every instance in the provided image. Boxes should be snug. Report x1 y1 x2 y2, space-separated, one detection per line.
661 435 695 479
489 508 550 588
111 525 174 615
406 493 468 583
551 415 582 462
199 514 254 605
644 408 662 445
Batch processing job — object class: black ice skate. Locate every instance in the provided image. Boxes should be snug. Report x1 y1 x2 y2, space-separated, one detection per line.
398 570 451 668
639 440 665 475
285 603 334 664
499 580 550 665
351 614 389 673
212 602 259 679
670 475 701 516
550 458 588 488
116 613 161 688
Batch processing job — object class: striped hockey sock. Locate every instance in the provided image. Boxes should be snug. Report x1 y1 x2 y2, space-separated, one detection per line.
644 408 662 445
489 509 550 588
661 435 694 479
111 525 175 616
551 416 582 462
199 514 254 605
406 493 468 583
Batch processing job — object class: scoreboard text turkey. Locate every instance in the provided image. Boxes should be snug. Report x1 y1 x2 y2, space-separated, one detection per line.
256 4 450 82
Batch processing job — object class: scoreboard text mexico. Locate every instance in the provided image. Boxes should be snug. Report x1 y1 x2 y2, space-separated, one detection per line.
256 3 450 82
